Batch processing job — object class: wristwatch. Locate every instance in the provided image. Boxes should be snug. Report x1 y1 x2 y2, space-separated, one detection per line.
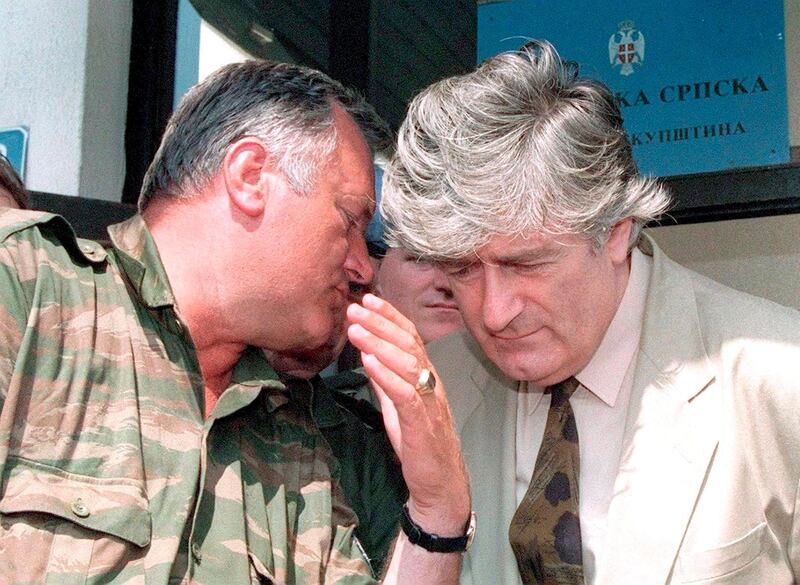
400 504 477 553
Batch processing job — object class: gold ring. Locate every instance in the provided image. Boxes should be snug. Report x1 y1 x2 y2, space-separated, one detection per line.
415 368 436 395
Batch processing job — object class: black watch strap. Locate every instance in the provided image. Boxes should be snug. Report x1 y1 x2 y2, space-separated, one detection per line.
399 504 476 553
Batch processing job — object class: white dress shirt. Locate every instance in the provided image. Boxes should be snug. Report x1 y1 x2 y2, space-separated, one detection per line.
515 249 652 584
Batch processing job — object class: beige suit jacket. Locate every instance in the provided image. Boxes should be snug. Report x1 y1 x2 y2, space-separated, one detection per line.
429 238 800 585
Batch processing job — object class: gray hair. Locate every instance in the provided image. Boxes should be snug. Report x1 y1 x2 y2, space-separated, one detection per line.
381 40 671 259
139 60 391 211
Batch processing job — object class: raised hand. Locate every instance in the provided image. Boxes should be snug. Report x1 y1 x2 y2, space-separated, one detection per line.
347 293 470 536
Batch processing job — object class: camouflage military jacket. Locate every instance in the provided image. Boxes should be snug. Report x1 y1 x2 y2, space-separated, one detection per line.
313 376 405 576
0 210 377 584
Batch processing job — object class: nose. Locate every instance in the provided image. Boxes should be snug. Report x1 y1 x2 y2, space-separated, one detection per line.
481 267 522 334
345 233 374 292
431 264 454 297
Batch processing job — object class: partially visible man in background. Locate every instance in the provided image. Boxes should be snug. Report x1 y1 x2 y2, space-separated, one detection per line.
0 155 29 209
370 246 463 345
366 172 463 345
326 177 463 397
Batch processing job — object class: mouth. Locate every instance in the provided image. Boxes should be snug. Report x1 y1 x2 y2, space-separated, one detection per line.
332 284 351 305
426 302 459 311
347 281 370 302
489 329 541 342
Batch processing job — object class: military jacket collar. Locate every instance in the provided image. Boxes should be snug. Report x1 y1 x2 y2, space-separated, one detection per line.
107 214 176 310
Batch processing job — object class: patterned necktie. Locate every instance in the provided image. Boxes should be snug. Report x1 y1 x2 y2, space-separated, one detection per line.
509 377 583 585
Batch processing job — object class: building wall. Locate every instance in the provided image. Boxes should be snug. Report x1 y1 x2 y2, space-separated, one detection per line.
0 0 131 200
0 1 89 196
647 214 800 311
81 1 132 200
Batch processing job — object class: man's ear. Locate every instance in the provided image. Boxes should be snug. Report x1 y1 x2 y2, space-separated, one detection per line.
223 137 272 218
606 218 633 265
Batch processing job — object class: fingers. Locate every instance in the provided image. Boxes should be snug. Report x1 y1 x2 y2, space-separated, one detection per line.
347 293 443 421
348 322 421 388
361 293 418 336
352 294 421 348
347 298 471 534
359 349 422 406
347 294 431 386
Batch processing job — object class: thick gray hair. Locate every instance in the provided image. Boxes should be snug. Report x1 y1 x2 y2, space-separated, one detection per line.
139 60 391 211
381 40 671 259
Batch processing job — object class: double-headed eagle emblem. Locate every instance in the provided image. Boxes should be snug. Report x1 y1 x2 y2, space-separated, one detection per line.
609 20 645 76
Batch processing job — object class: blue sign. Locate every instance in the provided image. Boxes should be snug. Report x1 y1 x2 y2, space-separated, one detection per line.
0 126 29 180
478 1 789 177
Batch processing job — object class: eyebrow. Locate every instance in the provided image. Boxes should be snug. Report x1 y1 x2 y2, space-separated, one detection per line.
343 193 375 214
448 244 564 268
341 193 376 229
492 248 562 264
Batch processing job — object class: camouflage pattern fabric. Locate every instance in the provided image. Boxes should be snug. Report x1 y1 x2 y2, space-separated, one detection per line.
324 368 381 412
509 378 583 585
0 209 376 584
313 375 406 575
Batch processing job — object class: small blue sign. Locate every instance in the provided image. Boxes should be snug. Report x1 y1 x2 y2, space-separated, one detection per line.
478 1 789 177
0 126 29 181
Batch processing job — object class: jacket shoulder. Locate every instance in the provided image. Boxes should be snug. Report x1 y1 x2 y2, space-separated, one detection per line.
0 209 106 265
661 259 800 413
0 209 61 242
428 330 478 364
428 330 502 384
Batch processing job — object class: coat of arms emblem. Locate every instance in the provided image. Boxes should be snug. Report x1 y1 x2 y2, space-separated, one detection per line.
609 20 645 76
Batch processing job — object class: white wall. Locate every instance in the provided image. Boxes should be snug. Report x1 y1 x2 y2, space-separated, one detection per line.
0 1 88 196
80 1 132 200
0 0 130 199
647 215 800 310
198 20 252 81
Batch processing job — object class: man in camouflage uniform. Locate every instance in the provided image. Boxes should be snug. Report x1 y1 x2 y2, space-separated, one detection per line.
0 60 470 584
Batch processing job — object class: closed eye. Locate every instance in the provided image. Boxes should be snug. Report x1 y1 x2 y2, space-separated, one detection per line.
443 262 480 280
340 208 366 234
512 262 550 274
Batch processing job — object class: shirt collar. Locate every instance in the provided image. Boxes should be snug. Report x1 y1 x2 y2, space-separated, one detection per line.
106 217 336 426
209 347 290 421
107 214 176 310
574 247 652 407
309 376 347 429
223 350 346 429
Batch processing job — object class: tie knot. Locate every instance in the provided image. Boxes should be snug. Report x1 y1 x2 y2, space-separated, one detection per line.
548 377 580 407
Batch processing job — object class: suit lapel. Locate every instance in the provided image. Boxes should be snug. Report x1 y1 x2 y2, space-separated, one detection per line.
454 334 521 585
597 239 719 585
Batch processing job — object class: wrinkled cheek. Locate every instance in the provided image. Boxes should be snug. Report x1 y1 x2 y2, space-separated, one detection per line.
459 311 486 343
451 294 483 328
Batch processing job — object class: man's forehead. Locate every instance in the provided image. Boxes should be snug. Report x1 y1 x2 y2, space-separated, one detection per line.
474 231 570 261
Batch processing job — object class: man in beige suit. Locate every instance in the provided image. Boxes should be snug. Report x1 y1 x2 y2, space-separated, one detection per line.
368 40 800 584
